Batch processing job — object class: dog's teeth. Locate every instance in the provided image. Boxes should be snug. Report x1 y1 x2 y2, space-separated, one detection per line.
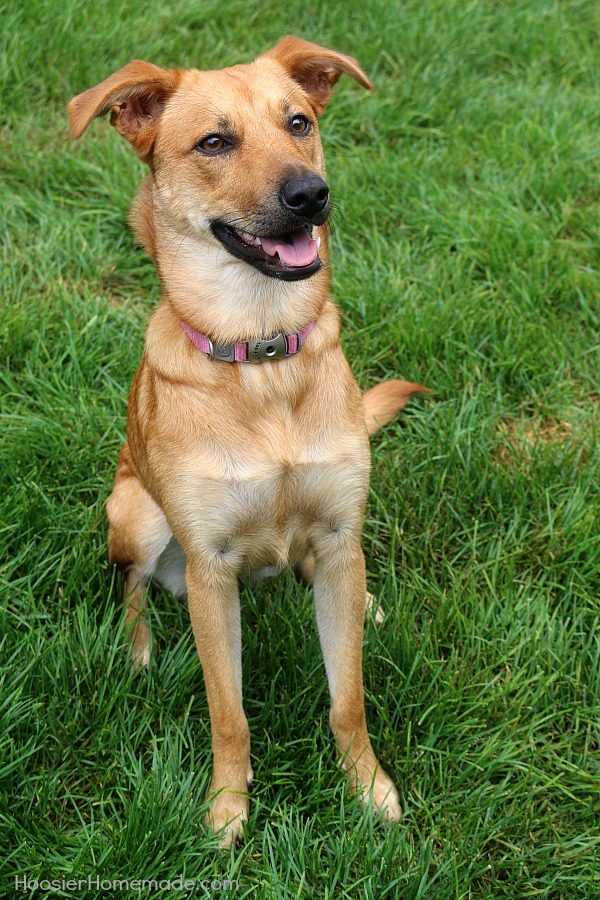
237 230 263 248
316 236 321 250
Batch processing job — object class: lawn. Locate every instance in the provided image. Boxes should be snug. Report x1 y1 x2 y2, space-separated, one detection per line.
1 0 599 897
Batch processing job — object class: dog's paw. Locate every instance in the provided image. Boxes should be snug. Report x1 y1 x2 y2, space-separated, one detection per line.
342 750 401 824
365 591 385 626
130 623 151 668
206 791 249 849
371 768 402 822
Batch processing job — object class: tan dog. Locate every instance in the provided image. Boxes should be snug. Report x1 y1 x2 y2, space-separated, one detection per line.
69 36 427 847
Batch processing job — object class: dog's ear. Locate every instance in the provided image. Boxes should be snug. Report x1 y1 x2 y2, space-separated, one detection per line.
68 61 182 162
264 36 372 116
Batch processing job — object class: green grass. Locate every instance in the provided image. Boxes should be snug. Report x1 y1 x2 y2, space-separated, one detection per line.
1 0 599 896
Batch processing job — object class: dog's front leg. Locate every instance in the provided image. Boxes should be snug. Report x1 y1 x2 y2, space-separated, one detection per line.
186 560 251 847
313 539 401 821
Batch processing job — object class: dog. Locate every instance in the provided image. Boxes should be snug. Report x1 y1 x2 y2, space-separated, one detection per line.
68 36 427 847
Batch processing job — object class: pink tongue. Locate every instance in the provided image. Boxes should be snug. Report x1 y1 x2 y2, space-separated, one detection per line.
261 228 318 267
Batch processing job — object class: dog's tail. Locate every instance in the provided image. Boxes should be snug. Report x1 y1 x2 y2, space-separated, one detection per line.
363 380 430 436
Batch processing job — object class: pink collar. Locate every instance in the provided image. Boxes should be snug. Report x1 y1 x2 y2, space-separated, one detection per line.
180 320 314 363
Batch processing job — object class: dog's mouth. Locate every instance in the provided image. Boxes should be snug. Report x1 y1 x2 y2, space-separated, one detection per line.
211 223 322 281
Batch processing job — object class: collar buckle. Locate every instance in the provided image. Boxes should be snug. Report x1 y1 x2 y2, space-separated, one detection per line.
246 332 288 363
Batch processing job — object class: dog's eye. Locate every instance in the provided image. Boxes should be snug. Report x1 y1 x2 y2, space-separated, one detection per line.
195 134 231 154
289 115 311 136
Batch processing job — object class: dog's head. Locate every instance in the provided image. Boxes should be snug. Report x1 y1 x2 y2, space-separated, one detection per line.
68 37 371 283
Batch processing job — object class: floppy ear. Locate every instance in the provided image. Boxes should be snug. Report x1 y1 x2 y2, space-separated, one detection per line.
68 61 182 162
264 35 372 116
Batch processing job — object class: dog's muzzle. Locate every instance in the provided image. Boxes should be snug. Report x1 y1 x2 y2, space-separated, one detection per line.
210 173 330 281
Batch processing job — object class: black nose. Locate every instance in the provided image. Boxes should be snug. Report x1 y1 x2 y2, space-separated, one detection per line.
280 174 330 221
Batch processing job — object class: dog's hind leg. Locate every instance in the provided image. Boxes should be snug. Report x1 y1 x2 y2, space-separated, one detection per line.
106 444 173 667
